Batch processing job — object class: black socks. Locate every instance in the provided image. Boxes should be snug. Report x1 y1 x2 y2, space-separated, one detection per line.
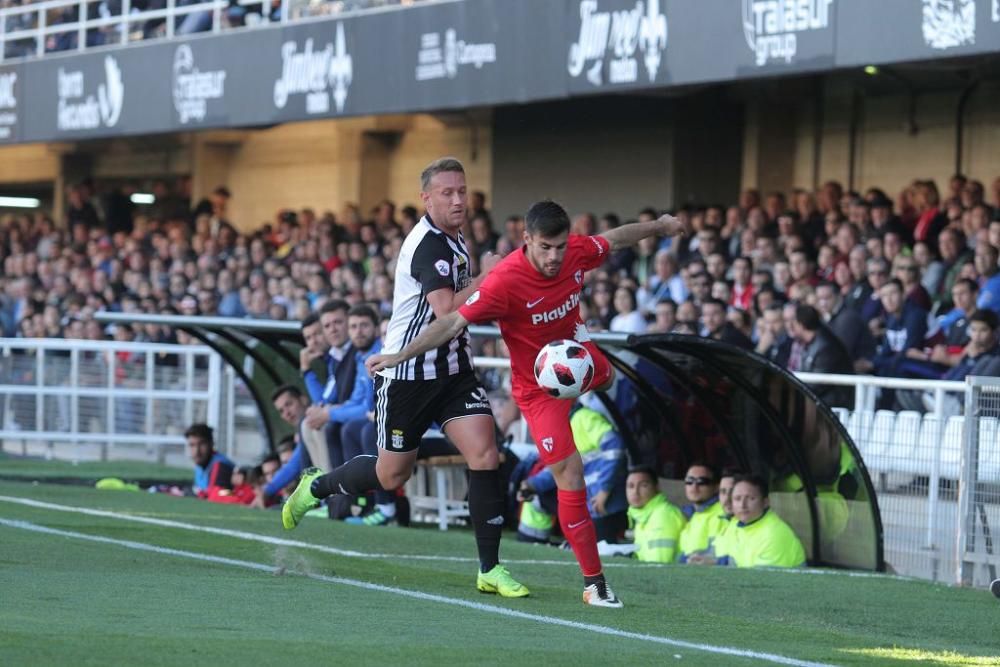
468 469 504 573
311 455 384 499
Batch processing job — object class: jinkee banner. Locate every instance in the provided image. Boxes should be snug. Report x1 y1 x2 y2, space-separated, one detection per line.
3 0 998 144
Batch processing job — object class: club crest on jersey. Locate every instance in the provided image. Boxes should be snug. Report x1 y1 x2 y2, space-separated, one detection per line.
531 292 581 325
391 428 405 449
574 269 582 284
434 259 451 276
465 290 480 306
541 437 554 453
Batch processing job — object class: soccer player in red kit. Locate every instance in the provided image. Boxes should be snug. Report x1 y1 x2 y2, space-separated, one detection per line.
368 200 683 607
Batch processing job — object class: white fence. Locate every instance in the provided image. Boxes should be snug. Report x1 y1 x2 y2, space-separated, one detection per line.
0 337 223 464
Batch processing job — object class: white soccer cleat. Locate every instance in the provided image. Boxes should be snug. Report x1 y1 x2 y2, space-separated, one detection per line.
990 578 1000 599
582 580 624 608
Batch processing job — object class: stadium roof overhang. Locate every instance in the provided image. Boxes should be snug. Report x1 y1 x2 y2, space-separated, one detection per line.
96 311 882 572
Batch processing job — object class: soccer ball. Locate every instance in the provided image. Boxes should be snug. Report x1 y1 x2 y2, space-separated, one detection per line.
533 339 595 399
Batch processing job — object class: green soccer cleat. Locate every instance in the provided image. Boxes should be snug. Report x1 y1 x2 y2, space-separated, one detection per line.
476 565 530 598
281 467 325 530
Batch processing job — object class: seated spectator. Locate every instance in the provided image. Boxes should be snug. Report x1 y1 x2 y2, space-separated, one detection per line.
864 278 928 376
688 468 740 565
610 286 647 334
701 298 752 350
254 385 315 508
932 228 973 312
646 298 677 334
729 256 754 311
678 462 726 563
755 303 791 366
921 278 978 370
716 474 806 568
892 255 932 312
625 466 686 563
186 423 234 499
637 249 687 312
790 304 854 407
815 281 874 367
975 242 1000 314
859 256 889 324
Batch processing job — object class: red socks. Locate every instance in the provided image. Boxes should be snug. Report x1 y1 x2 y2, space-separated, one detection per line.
557 488 603 578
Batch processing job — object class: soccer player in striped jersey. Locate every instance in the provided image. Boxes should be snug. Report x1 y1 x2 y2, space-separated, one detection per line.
282 157 527 598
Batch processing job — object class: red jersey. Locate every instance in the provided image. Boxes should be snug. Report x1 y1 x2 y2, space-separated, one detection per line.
458 234 610 398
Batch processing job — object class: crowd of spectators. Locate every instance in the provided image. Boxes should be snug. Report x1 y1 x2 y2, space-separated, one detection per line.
2 172 1000 412
1 0 427 59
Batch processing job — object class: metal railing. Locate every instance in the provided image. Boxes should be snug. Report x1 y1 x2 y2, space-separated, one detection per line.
0 337 222 463
0 0 428 61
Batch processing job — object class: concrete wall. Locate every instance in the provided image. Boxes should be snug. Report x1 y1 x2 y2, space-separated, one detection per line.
783 78 1000 200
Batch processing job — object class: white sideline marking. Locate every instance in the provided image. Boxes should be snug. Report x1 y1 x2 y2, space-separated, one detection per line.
0 495 905 581
0 517 833 667
0 495 642 568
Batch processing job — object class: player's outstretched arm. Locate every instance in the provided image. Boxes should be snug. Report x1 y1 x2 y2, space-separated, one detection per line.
366 311 470 374
600 213 684 252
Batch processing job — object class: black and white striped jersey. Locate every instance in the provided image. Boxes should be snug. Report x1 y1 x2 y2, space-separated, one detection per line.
380 215 474 380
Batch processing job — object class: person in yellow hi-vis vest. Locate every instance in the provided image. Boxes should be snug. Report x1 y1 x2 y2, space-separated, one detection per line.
677 462 726 563
625 466 686 563
717 473 806 569
691 468 741 565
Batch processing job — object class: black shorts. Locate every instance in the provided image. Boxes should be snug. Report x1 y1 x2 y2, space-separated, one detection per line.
373 372 494 453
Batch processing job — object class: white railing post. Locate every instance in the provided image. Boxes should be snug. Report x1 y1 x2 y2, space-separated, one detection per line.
166 0 174 39
212 0 222 33
121 0 130 45
35 348 46 457
955 378 978 585
146 350 158 463
224 364 236 459
77 0 86 51
280 0 289 23
925 388 946 557
70 347 80 463
206 350 222 431
183 350 194 428
106 349 116 461
37 6 45 57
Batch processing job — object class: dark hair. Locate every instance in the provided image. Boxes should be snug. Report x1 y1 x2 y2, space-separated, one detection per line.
953 278 979 294
883 277 904 293
421 157 465 191
970 309 1000 331
702 297 727 311
270 384 302 403
627 465 658 484
301 312 320 331
815 280 837 294
184 423 214 445
720 467 744 480
686 460 719 482
733 473 769 498
320 298 349 316
795 304 822 332
276 436 296 453
347 304 379 326
525 200 571 238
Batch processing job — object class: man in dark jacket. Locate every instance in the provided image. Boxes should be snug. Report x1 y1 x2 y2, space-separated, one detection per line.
790 305 854 407
815 281 874 370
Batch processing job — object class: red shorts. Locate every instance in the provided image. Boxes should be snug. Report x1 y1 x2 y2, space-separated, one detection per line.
515 342 614 466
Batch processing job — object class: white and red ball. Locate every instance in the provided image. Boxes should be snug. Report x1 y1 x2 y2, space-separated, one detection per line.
533 339 595 399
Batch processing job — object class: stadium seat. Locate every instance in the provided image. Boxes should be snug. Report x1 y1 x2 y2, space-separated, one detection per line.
866 410 896 466
881 410 921 475
977 418 1000 483
847 410 875 459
